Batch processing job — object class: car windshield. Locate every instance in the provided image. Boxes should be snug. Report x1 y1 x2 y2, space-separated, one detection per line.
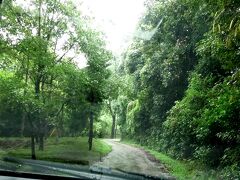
0 0 239 179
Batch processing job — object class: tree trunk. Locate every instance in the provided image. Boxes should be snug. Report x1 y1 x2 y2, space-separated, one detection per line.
20 113 25 137
88 111 94 151
21 61 29 137
114 118 117 139
35 70 44 150
39 135 44 151
35 136 39 144
0 0 2 21
59 105 64 137
111 115 116 139
31 135 36 160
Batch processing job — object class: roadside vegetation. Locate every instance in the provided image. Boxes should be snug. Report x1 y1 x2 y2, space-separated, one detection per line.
0 0 112 159
0 137 111 165
123 140 238 180
111 0 239 178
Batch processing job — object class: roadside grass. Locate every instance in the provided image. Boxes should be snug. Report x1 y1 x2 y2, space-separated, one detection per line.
122 139 221 180
0 137 111 165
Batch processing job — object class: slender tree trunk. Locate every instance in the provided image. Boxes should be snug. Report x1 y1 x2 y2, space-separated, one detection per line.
36 0 44 151
35 136 39 144
38 120 44 151
107 100 116 139
38 0 41 37
33 75 41 155
35 77 41 97
114 117 117 138
21 59 29 137
39 134 44 151
20 113 26 137
111 115 116 139
35 78 40 147
0 0 2 21
59 105 64 137
88 111 94 151
31 135 36 160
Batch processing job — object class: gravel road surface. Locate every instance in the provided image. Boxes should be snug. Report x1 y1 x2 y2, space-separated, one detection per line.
94 139 175 179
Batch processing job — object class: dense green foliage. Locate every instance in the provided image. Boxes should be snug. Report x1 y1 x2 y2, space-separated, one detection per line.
0 0 111 155
114 0 240 176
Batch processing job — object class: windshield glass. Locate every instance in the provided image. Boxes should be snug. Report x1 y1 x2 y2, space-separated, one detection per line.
0 0 239 179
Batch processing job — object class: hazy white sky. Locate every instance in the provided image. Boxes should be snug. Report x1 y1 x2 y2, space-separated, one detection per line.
78 0 146 55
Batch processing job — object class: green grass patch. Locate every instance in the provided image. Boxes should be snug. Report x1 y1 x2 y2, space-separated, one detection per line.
0 137 111 165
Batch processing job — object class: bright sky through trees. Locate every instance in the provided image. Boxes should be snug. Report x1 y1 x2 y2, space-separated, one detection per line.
77 0 146 54
15 0 145 68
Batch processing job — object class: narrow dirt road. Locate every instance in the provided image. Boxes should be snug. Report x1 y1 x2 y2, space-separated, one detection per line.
94 139 175 179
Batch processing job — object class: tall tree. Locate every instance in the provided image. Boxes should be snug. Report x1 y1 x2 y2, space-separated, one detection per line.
0 0 111 157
